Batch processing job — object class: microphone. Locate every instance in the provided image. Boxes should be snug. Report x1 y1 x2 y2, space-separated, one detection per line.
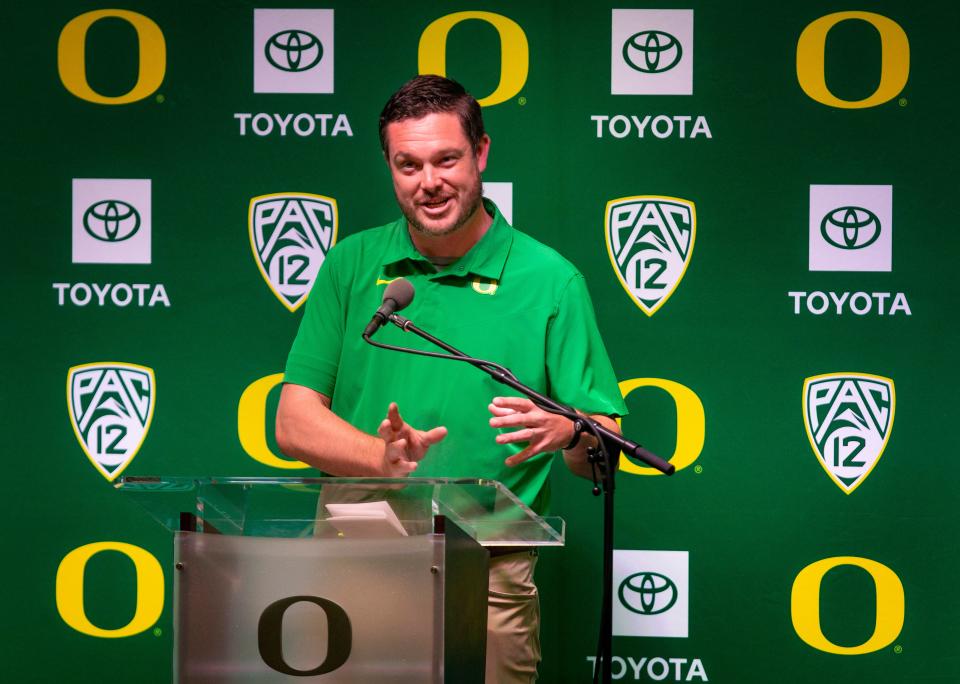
363 278 415 338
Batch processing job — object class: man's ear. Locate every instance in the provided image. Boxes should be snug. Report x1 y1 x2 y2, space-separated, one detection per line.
475 134 491 173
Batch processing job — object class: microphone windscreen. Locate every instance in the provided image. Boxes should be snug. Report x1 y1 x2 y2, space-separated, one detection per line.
383 278 415 311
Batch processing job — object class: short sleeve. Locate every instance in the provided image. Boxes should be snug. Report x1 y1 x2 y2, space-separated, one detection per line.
545 274 628 417
283 247 345 396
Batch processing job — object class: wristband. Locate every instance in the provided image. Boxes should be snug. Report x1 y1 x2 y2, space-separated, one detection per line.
564 418 586 450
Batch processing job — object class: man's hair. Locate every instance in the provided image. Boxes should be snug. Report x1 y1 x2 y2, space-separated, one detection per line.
378 75 485 156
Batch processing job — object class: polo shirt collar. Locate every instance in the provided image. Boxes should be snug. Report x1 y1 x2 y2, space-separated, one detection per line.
381 198 513 280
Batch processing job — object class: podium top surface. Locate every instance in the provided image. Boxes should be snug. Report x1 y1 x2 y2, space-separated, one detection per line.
116 476 564 547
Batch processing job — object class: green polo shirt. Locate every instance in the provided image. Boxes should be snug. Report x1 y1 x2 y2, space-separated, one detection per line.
284 201 626 513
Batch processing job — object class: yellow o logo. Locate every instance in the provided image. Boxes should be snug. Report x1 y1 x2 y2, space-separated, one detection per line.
238 373 308 469
792 556 905 654
796 12 909 109
471 278 498 295
616 378 704 476
418 11 529 107
58 10 166 105
56 542 164 638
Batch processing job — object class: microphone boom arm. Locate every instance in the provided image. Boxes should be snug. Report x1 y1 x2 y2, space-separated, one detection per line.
363 313 674 475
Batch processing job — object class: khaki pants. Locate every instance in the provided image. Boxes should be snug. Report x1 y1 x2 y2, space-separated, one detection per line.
486 550 540 683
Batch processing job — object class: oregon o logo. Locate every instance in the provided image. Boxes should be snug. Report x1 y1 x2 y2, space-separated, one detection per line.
796 12 909 109
58 10 166 105
791 556 904 654
471 277 498 295
617 378 704 476
56 542 164 638
623 31 683 73
418 11 528 107
83 200 141 242
618 572 678 615
238 373 308 469
265 30 323 72
821 207 881 250
258 596 352 675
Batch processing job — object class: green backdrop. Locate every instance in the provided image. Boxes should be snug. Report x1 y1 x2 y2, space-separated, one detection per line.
5 1 957 681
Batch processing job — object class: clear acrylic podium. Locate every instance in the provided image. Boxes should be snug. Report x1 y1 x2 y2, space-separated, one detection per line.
117 477 565 683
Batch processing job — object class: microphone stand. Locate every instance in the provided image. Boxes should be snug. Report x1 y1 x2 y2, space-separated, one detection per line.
363 314 675 684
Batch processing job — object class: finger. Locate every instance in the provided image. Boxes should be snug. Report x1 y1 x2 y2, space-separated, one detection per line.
492 396 536 411
495 428 535 445
488 403 518 417
421 426 448 445
387 402 404 432
385 438 408 463
505 446 536 467
377 418 395 441
387 458 419 476
490 412 536 429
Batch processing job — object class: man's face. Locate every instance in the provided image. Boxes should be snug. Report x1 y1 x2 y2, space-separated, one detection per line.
384 112 490 239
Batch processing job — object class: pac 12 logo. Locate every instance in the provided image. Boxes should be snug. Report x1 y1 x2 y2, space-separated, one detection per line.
72 179 152 264
254 9 334 93
613 550 688 637
809 185 892 272
605 196 696 316
611 9 693 95
249 193 338 312
67 363 156 481
803 373 895 494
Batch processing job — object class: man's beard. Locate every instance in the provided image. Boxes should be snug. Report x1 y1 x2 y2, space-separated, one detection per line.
402 179 484 238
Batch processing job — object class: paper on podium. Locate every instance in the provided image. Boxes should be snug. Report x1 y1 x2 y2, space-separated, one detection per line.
324 500 408 538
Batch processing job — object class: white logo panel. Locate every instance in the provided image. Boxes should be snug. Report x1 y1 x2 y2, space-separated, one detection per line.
482 181 513 225
612 10 694 95
254 9 334 93
72 179 151 264
613 550 689 638
809 185 892 272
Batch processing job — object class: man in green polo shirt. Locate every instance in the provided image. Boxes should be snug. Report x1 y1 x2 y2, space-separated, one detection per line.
276 75 626 683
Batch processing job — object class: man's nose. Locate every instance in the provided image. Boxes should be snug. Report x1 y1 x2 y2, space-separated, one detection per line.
421 166 443 192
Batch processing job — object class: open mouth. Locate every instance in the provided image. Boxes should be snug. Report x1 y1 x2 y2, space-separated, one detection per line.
420 197 453 214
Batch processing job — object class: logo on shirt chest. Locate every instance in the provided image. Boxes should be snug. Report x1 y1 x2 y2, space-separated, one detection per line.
249 193 338 311
605 196 696 316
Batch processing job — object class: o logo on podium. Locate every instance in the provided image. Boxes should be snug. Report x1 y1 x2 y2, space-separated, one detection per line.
617 378 704 476
238 373 308 469
259 596 352 675
792 556 904 654
58 10 166 105
418 11 529 106
796 12 909 109
56 542 164 637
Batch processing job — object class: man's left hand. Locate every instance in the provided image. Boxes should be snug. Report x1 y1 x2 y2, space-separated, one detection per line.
488 396 576 466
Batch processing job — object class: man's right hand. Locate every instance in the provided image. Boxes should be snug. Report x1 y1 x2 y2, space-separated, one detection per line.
376 402 447 477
